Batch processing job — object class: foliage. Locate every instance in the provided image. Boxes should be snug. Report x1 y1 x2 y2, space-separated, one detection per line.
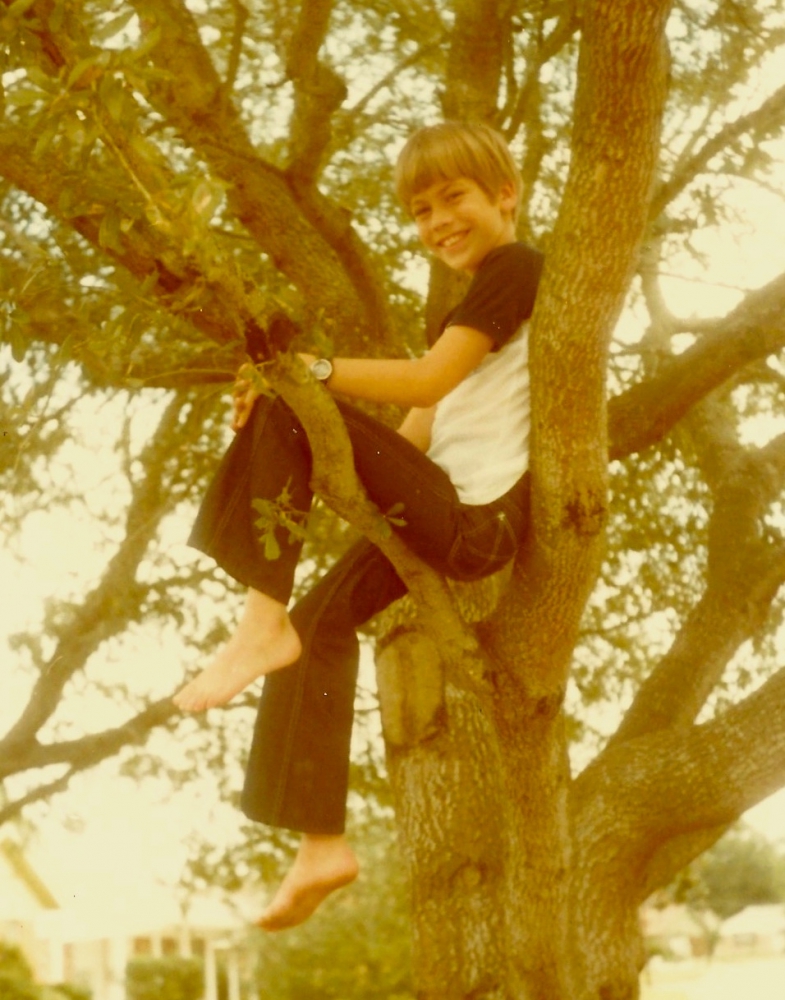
0 945 86 1000
669 825 785 919
125 957 203 1000
0 944 38 1000
42 986 92 1000
253 816 413 1000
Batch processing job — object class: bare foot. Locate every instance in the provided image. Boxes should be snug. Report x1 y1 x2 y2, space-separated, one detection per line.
258 834 359 932
174 589 301 712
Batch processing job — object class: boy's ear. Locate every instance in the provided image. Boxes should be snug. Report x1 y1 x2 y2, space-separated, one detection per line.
498 181 518 217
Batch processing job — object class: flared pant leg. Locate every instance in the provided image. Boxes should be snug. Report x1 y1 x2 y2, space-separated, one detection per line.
241 538 406 834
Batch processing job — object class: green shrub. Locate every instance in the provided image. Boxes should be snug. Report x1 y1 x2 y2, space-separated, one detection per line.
44 985 92 1000
126 957 203 1000
0 943 39 1000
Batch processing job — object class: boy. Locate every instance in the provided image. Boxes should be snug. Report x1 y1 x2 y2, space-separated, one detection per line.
175 122 543 929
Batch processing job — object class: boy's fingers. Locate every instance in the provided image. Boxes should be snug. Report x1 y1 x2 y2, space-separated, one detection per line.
231 386 258 432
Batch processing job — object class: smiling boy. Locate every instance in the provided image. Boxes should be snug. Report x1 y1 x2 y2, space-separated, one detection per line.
175 122 543 929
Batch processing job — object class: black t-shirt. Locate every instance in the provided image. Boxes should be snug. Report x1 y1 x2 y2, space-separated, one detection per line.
441 242 544 349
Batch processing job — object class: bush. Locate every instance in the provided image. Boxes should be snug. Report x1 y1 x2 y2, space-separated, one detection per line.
126 957 203 1000
44 986 92 1000
0 943 39 1000
255 817 413 1000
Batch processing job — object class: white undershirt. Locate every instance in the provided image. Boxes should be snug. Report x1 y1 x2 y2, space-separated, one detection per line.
427 324 530 505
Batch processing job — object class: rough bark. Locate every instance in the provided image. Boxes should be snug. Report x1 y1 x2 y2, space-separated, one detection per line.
381 1 675 997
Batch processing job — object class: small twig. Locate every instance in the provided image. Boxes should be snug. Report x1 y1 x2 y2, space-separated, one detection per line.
225 0 249 94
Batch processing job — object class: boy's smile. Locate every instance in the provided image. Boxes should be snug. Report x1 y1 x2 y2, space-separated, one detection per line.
411 177 517 275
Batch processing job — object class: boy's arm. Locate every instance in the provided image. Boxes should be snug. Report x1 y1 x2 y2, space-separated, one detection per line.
396 406 435 453
300 323 494 409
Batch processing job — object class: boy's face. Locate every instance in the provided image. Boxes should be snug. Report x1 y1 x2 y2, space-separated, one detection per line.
410 176 517 275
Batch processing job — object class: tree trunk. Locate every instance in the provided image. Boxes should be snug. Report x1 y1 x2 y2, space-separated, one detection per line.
376 0 674 996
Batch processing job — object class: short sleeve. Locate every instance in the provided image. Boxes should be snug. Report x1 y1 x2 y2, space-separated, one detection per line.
441 242 544 349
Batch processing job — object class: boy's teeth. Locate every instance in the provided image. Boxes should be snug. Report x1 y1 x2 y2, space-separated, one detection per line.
441 233 463 247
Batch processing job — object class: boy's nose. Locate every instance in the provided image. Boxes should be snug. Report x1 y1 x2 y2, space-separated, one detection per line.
430 203 452 230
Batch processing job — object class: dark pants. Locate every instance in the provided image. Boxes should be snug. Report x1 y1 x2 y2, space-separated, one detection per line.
189 395 529 834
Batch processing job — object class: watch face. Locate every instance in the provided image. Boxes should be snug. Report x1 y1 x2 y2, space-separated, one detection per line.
311 358 333 381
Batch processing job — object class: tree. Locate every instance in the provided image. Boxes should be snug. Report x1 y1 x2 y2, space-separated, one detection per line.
668 824 785 919
0 944 39 1000
3 1 785 998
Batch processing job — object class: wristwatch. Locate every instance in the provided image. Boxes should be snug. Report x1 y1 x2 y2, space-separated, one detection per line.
310 358 333 383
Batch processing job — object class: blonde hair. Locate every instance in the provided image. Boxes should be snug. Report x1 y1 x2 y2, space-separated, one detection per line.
395 122 522 220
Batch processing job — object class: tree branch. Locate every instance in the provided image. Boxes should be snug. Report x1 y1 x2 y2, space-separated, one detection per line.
0 698 177 826
488 0 674 698
224 0 250 94
127 0 390 346
3 697 178 776
610 417 785 745
574 663 785 902
266 357 490 697
283 0 346 185
608 269 785 461
441 0 511 122
651 82 785 221
0 393 199 756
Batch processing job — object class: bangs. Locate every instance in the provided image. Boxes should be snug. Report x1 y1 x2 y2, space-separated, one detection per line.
395 136 484 207
394 122 521 214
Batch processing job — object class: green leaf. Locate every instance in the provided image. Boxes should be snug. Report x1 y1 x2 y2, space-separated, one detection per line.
8 323 28 362
7 0 38 18
66 55 103 90
5 87 45 107
93 8 136 43
33 122 58 159
46 0 64 32
98 208 124 254
133 24 163 60
99 73 129 123
26 65 56 90
263 532 281 561
190 179 224 222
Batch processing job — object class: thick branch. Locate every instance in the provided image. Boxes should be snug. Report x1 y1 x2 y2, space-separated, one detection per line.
267 358 489 696
651 82 785 221
284 0 347 185
611 423 785 745
608 269 785 461
611 554 785 746
128 0 389 347
488 0 673 698
574 663 785 902
441 0 511 122
0 699 176 824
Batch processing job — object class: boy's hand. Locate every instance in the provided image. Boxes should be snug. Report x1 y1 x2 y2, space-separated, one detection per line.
232 363 262 432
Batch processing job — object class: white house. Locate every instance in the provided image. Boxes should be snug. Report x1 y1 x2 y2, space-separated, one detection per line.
0 836 252 999
715 904 785 958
